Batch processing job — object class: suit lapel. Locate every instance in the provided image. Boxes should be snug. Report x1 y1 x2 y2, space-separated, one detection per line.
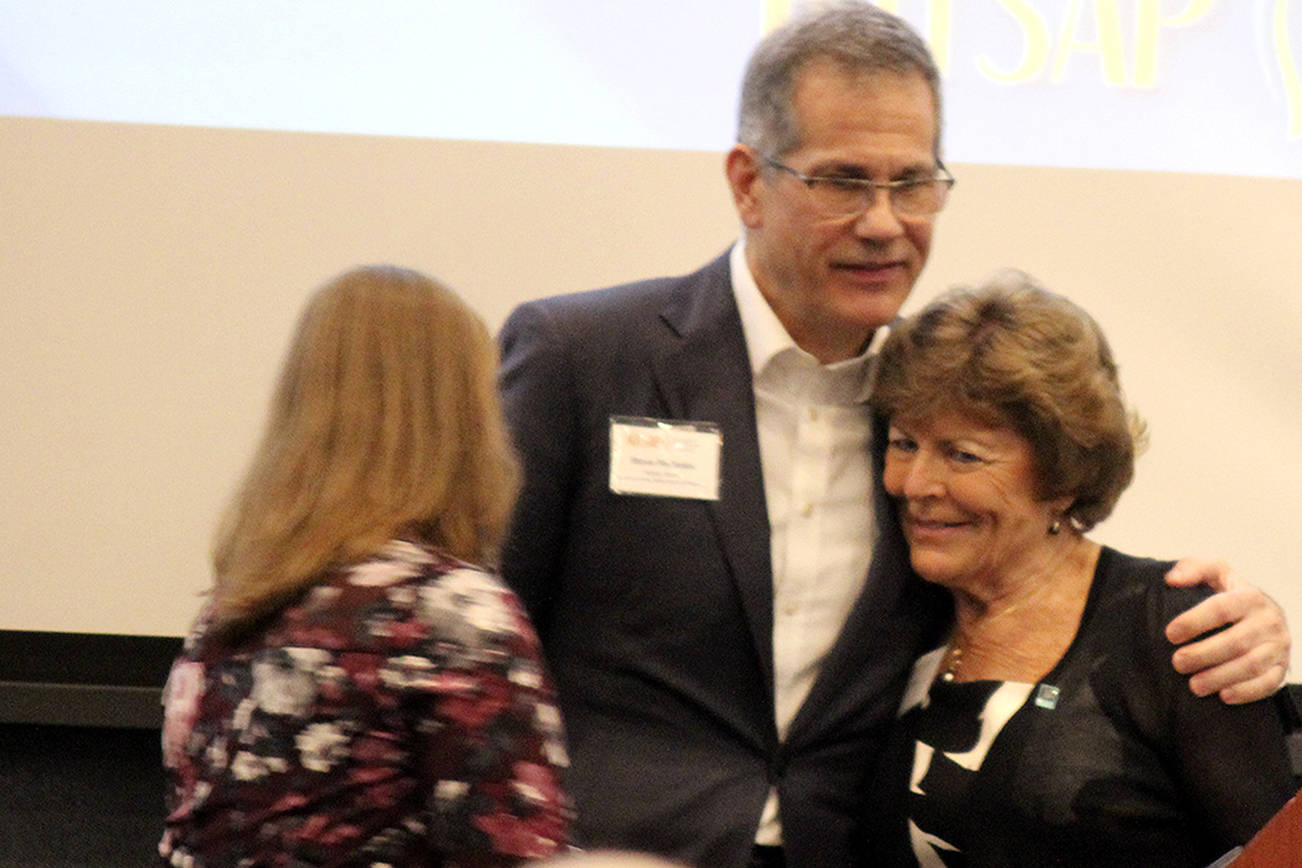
651 254 776 685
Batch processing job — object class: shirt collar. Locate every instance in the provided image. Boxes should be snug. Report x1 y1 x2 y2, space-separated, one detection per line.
729 241 889 404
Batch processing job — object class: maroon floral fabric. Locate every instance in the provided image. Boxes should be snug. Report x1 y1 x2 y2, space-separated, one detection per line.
159 540 572 867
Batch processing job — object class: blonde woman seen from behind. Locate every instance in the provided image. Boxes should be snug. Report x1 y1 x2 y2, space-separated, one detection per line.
159 265 572 866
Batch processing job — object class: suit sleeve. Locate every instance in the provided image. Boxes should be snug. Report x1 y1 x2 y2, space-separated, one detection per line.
497 301 579 636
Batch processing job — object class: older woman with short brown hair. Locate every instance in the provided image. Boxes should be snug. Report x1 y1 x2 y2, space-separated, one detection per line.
861 271 1296 866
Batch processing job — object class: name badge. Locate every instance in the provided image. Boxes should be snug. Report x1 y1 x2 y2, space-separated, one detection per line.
608 416 722 501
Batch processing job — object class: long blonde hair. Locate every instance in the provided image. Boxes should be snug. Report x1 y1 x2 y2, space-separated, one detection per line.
210 265 518 630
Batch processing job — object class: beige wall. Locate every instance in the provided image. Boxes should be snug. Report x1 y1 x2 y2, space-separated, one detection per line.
2 115 1299 672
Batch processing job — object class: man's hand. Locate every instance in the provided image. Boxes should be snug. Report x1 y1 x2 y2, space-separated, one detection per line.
1165 559 1290 704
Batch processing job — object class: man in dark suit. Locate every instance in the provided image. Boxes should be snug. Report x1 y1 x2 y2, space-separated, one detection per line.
497 5 1291 867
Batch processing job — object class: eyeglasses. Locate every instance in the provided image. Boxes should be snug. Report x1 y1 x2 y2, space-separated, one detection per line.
764 158 955 218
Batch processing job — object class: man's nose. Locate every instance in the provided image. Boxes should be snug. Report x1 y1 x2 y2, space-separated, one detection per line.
851 188 905 239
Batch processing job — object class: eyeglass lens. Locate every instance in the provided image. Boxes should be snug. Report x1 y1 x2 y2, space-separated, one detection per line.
811 179 947 217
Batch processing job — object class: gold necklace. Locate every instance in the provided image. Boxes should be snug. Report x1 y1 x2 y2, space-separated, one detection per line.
938 644 963 683
937 597 1024 684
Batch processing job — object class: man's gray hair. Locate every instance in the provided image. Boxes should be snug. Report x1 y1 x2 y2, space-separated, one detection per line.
736 1 942 159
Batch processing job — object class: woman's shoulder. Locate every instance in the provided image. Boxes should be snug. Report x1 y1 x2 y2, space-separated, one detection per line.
285 540 536 657
1091 546 1212 625
1077 546 1220 700
336 539 495 594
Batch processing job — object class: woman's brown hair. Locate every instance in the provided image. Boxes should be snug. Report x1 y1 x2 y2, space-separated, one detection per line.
872 270 1146 531
209 265 518 630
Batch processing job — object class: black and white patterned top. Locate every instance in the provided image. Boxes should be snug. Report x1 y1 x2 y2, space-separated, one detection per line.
863 547 1296 867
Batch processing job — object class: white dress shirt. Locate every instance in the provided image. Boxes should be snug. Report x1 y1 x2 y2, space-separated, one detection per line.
729 242 885 845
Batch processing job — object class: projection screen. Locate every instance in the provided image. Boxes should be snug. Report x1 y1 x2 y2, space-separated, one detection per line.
2 0 1299 673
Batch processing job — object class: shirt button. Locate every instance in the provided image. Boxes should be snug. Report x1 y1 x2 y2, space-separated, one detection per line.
808 407 819 422
799 503 813 518
783 602 799 616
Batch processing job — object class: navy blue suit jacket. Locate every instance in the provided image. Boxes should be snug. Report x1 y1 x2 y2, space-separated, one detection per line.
498 251 948 868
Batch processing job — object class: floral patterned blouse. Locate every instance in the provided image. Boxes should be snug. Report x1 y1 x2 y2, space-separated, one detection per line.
159 540 572 867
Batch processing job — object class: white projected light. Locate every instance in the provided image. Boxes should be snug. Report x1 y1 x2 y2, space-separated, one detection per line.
1 0 1298 177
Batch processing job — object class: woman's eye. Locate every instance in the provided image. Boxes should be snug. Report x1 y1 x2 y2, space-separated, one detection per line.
949 448 982 464
887 437 916 453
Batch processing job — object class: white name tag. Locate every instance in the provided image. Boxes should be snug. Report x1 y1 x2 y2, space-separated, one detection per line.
608 416 722 501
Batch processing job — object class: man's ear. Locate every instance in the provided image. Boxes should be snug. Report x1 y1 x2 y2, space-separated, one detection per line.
725 145 765 229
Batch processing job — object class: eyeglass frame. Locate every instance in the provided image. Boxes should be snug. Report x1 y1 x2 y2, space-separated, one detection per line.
762 156 956 218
